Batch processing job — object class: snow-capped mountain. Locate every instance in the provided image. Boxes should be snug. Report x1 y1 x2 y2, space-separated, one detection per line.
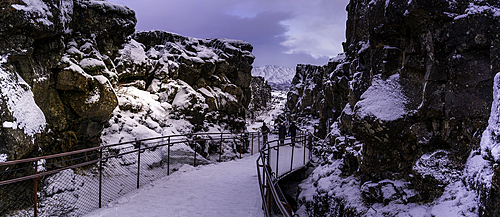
251 65 295 90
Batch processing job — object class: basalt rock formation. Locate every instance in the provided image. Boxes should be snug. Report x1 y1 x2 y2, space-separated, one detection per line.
249 76 272 115
290 0 500 216
0 0 254 162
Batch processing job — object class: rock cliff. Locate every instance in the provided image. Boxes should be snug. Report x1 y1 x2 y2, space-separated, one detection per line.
0 0 254 161
291 0 500 216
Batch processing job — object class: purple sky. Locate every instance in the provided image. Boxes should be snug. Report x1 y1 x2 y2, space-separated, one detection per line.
106 0 350 68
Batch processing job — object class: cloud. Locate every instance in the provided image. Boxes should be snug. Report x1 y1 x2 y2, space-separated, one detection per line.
106 0 349 67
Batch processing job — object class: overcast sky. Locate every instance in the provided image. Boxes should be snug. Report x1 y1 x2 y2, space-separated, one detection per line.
107 0 350 68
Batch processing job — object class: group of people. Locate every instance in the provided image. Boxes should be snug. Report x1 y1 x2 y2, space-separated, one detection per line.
260 122 298 145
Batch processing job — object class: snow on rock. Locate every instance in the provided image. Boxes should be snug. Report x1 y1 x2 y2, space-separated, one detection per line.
298 153 479 216
480 72 500 163
86 0 135 15
354 73 411 121
115 39 149 78
0 154 7 162
413 150 462 185
171 80 207 111
0 55 46 137
59 0 74 33
11 0 54 27
453 3 500 20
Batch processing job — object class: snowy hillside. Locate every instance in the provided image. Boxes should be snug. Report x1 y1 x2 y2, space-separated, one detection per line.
252 65 295 90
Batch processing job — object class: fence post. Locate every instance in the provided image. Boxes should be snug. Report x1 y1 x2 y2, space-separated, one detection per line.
99 148 103 208
266 167 272 216
303 135 306 165
167 137 171 175
290 144 295 172
194 140 197 167
136 139 141 189
276 142 280 177
258 132 261 152
239 133 242 159
34 161 38 217
251 133 254 155
219 133 223 162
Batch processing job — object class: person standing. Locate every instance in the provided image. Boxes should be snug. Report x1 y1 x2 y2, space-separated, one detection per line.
278 123 286 146
288 122 297 146
261 122 270 143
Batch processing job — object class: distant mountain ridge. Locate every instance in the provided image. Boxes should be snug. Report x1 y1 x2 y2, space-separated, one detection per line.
251 65 295 89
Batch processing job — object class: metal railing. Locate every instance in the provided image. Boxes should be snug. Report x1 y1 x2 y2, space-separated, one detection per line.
0 132 263 217
256 131 312 217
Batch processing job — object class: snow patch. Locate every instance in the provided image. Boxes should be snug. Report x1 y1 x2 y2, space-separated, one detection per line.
0 154 7 162
413 150 461 185
87 1 134 15
481 72 500 162
59 0 74 33
355 73 410 121
119 39 148 65
0 55 46 137
454 3 500 20
12 0 54 26
85 86 100 104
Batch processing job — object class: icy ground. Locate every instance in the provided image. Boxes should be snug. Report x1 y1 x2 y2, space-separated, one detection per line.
84 155 264 217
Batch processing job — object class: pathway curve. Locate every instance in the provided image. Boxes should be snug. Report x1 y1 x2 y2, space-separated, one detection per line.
84 154 263 217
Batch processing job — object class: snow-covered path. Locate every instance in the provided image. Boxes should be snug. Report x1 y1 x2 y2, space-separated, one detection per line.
84 154 263 217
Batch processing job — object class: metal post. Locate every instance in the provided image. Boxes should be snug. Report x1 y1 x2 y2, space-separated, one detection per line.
303 135 306 165
219 133 223 162
34 161 38 217
251 133 254 155
99 148 103 208
276 142 280 177
239 133 242 159
137 140 141 189
307 133 312 159
266 167 271 216
258 132 261 152
267 142 271 178
167 137 171 175
194 142 197 167
290 144 295 172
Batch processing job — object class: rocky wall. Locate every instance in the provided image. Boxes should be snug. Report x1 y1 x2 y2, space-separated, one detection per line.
290 0 500 215
0 0 254 162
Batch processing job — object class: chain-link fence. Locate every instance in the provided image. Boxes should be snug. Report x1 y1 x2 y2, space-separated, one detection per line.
0 132 263 217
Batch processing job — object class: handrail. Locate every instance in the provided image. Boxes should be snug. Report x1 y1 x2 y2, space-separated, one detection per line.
0 132 240 167
256 132 312 217
0 131 263 217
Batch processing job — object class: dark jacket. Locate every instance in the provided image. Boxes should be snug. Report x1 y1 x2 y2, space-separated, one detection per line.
278 124 286 139
289 123 297 137
261 124 270 135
